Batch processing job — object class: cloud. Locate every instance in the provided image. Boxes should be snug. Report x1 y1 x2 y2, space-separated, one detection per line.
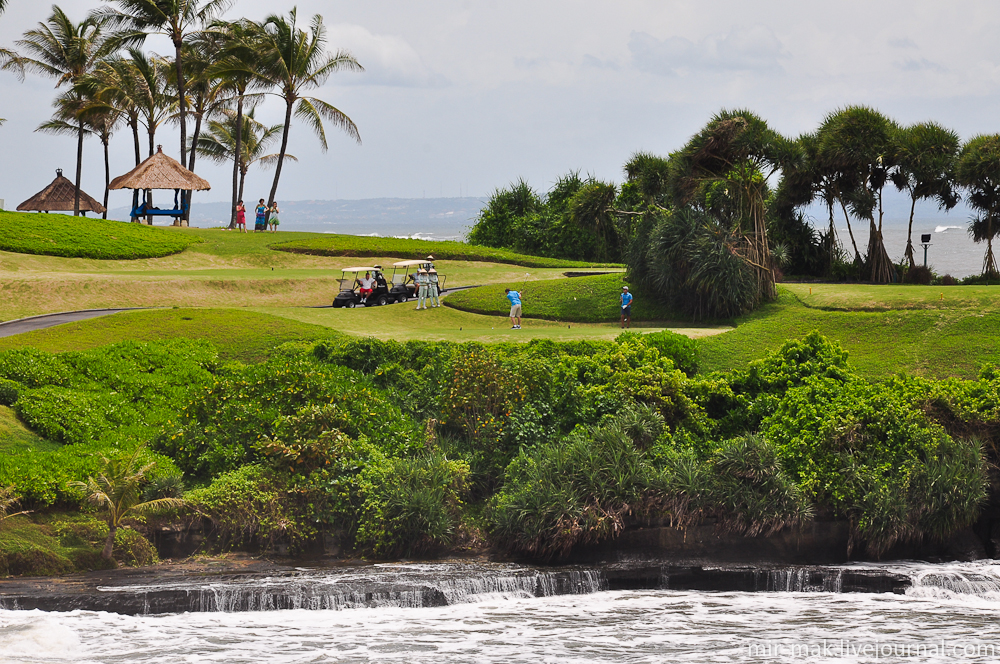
887 37 918 49
326 24 444 87
628 25 787 77
895 58 947 73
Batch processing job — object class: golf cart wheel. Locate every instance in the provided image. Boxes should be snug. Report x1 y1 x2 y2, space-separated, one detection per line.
345 301 356 308
397 295 408 303
375 295 389 306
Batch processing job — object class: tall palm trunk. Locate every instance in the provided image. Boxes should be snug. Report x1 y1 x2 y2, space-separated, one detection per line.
266 96 294 221
130 118 141 222
837 197 862 263
986 209 999 278
868 188 895 283
102 137 110 219
230 94 244 229
184 106 204 226
904 195 918 268
74 118 84 216
239 166 247 204
174 41 189 223
146 129 155 224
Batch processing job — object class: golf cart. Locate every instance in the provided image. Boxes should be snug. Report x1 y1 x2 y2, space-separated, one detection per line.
332 266 392 307
389 258 446 302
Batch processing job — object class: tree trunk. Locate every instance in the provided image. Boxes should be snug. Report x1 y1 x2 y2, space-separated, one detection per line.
230 94 244 229
174 40 189 224
838 198 862 263
185 100 204 225
904 194 917 268
147 130 155 225
239 166 247 204
74 118 84 217
985 213 999 278
131 118 141 223
868 187 896 284
266 97 295 222
102 138 110 220
101 525 117 561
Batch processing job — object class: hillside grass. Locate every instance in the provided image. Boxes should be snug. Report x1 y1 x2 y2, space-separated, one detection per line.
274 234 623 268
0 211 198 259
699 287 1000 379
0 308 343 362
445 273 680 323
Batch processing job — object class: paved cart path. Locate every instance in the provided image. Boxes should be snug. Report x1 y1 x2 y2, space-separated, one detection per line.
0 309 141 338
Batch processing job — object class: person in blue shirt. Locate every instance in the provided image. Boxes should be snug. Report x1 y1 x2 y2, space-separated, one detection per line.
505 288 522 329
620 286 633 329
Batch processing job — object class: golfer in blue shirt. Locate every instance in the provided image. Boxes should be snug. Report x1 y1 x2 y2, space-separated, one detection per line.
620 286 633 329
505 288 522 329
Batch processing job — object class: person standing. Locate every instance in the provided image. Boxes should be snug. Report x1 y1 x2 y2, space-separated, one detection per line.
235 200 247 233
268 202 280 232
415 268 430 310
428 269 441 307
620 286 633 329
254 198 267 232
505 288 522 329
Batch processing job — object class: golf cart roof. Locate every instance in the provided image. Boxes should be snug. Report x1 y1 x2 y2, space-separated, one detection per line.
340 266 379 273
391 259 428 268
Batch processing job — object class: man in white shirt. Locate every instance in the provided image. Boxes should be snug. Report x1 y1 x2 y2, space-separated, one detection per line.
356 271 376 303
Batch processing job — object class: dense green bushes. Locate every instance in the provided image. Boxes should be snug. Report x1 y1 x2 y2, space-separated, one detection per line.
1 329 997 564
0 211 197 259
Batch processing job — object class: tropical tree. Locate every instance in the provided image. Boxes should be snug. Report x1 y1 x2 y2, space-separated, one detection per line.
15 6 117 215
955 135 1000 277
208 18 267 227
892 122 961 268
254 9 362 218
568 180 620 262
95 0 233 168
816 106 899 283
37 83 122 218
194 107 296 207
665 109 793 305
69 448 184 562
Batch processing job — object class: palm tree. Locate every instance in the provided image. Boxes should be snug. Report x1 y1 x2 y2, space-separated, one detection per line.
892 122 961 268
69 448 184 562
254 9 362 218
207 19 264 227
37 84 122 218
0 485 31 527
956 135 1000 277
16 6 117 216
194 107 296 206
95 0 233 168
816 106 899 283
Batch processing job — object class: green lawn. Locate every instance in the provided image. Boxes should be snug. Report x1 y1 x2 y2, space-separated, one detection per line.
273 234 623 269
699 287 1000 379
445 273 684 323
0 308 343 363
0 211 198 259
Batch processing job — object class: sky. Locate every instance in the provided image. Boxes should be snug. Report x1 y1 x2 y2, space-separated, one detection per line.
1 0 999 216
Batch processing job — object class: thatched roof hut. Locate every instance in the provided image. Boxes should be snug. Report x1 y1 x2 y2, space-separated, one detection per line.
17 169 106 215
109 145 211 192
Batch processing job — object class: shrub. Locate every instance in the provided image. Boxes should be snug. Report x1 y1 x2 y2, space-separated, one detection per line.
187 465 313 552
638 330 699 376
0 348 74 388
15 387 139 445
902 265 933 285
0 379 20 406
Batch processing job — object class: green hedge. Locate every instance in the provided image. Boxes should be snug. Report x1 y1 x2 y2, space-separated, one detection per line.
0 210 197 259
273 235 621 268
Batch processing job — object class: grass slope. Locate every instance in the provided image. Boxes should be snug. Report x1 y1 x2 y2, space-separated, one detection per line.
0 211 198 259
445 273 680 323
0 309 343 362
699 286 1000 379
274 235 622 269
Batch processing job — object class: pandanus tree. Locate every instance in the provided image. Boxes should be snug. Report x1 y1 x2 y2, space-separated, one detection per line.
254 9 363 218
194 107 296 207
15 6 116 216
69 448 184 562
891 122 961 268
664 109 792 309
816 106 899 283
955 135 1000 277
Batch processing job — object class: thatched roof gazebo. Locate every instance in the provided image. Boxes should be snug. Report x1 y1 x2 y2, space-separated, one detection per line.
17 169 106 216
109 145 211 225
